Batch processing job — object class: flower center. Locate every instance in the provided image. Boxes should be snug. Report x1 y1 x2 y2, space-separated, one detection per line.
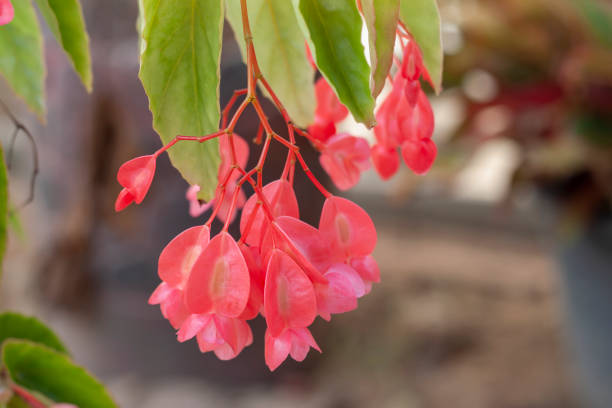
335 213 351 246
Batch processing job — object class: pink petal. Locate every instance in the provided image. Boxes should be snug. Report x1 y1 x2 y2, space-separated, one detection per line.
186 185 214 217
319 134 371 191
403 80 421 107
315 264 364 320
308 119 336 143
289 328 321 361
238 244 265 320
271 216 331 283
264 249 317 337
158 225 210 289
398 89 434 142
114 188 135 212
374 83 403 148
401 138 437 175
117 155 156 203
370 144 400 180
158 289 190 329
185 232 250 317
0 0 14 26
196 326 218 353
400 39 425 81
177 314 211 342
213 317 253 358
148 282 173 305
314 77 348 123
264 329 291 371
351 255 381 284
319 196 377 258
240 180 299 246
213 315 239 353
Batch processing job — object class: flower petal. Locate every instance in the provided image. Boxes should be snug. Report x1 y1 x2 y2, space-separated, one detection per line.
264 329 291 371
401 137 437 175
240 180 299 246
114 188 135 212
158 225 210 289
177 314 211 342
370 144 400 180
185 232 250 317
264 249 317 337
319 196 377 258
117 155 156 203
272 216 331 283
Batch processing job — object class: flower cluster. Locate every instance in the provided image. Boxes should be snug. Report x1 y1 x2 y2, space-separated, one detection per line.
371 35 437 179
305 34 437 192
115 140 378 370
0 0 14 26
114 11 433 371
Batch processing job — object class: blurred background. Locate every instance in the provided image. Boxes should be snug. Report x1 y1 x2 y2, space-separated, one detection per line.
1 0 611 407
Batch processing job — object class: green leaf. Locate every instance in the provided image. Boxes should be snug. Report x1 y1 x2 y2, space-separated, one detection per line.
399 0 443 94
34 0 92 91
293 0 376 127
361 0 400 98
0 312 68 354
0 1 45 118
2 340 117 408
139 0 224 200
0 146 7 277
225 0 315 127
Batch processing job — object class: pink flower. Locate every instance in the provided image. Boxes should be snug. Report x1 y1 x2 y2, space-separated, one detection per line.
263 249 320 370
114 155 156 211
267 216 330 284
319 196 377 260
179 232 253 359
185 232 250 317
0 0 14 26
149 225 211 329
369 38 438 178
315 263 366 321
400 39 425 82
319 133 371 191
401 137 437 175
265 328 320 371
158 225 210 290
370 144 399 180
186 185 213 217
238 243 266 320
350 255 380 294
308 78 349 142
177 313 253 360
240 179 299 247
148 282 190 329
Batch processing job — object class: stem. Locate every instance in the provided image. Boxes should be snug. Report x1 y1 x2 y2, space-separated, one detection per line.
153 131 225 158
238 201 260 244
222 89 248 128
0 99 39 210
10 384 47 408
126 0 333 226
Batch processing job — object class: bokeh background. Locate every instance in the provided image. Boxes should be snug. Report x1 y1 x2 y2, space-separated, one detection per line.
1 0 611 407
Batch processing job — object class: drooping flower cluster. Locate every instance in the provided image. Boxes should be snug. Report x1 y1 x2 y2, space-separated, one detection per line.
115 143 378 370
371 36 437 179
305 34 437 192
0 0 13 26
114 11 433 371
